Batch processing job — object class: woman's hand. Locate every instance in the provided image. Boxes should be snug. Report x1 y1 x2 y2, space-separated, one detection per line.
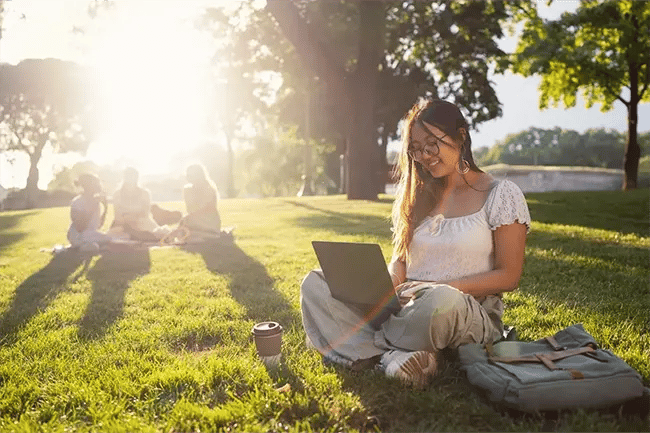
396 280 435 306
388 259 406 288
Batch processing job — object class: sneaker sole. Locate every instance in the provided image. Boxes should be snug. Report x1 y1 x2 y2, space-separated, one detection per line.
397 351 438 388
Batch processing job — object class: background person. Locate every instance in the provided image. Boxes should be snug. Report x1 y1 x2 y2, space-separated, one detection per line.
180 163 222 242
110 167 169 241
67 173 112 252
300 98 530 387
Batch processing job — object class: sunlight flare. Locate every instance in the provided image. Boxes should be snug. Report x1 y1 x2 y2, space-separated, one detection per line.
87 8 213 174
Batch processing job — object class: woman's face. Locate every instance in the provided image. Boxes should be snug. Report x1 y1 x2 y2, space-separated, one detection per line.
408 121 463 179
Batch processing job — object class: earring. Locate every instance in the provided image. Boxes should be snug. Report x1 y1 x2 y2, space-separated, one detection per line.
456 158 470 174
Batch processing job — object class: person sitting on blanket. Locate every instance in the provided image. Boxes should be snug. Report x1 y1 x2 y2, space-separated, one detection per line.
109 167 170 242
300 98 531 388
67 173 112 252
179 163 222 242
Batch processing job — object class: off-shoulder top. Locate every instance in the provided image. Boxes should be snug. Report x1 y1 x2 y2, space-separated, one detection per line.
403 179 531 323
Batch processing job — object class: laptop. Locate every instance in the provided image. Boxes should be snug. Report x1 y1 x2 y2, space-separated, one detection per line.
311 240 401 329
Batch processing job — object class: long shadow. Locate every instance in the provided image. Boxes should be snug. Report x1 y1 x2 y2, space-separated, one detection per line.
0 210 39 253
182 240 299 328
526 190 649 237
526 229 648 271
78 248 151 339
283 200 393 239
518 243 648 313
0 248 86 345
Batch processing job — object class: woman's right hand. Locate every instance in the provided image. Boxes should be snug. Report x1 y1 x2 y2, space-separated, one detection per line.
396 280 436 306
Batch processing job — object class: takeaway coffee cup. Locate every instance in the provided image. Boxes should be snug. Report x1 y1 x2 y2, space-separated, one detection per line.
252 322 283 366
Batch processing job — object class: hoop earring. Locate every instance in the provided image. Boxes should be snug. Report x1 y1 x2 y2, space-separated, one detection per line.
457 158 470 174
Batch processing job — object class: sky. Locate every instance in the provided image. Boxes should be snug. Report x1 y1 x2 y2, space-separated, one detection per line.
0 0 648 189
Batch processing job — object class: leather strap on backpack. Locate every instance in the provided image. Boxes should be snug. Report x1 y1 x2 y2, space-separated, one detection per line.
488 346 596 371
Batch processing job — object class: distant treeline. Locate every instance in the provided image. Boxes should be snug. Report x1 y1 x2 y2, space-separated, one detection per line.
474 127 649 169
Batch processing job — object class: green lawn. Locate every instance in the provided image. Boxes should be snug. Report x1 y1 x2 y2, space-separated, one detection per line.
0 189 648 432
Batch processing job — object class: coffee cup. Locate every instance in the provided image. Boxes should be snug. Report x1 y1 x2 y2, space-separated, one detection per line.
252 322 283 367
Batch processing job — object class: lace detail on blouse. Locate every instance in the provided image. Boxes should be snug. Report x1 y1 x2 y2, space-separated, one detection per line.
486 180 531 233
402 179 530 321
404 179 530 287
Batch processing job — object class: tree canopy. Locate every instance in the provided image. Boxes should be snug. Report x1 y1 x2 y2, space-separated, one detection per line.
0 59 97 207
478 126 649 170
508 0 650 189
201 0 524 199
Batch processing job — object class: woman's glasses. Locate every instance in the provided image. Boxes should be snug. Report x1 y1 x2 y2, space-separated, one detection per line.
407 134 451 161
407 142 439 161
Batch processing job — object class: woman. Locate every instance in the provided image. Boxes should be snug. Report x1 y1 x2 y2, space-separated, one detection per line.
300 98 530 387
67 173 112 252
181 164 222 241
110 167 168 241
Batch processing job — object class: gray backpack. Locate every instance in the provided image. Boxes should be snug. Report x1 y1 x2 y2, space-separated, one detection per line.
458 324 648 414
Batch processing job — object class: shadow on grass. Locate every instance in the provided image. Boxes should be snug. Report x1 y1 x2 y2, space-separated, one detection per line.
0 210 38 253
517 250 648 325
526 229 648 271
78 248 151 340
527 190 649 237
183 240 299 328
0 248 85 345
283 200 392 239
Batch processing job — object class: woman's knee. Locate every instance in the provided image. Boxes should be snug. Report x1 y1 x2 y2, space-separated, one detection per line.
418 284 466 316
300 270 327 298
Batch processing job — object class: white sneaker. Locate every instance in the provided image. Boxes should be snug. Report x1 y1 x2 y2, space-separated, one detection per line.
382 350 438 388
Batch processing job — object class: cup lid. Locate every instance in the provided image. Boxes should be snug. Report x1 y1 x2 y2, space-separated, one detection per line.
252 321 283 336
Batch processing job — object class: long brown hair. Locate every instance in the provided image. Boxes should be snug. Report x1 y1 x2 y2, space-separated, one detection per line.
391 98 482 262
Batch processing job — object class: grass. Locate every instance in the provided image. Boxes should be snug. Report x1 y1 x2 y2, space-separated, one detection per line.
0 189 648 432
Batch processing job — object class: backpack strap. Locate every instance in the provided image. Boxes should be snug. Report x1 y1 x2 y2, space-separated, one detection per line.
489 346 596 371
544 335 567 351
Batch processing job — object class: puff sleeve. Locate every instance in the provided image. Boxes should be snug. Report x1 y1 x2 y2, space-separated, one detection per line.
486 180 531 233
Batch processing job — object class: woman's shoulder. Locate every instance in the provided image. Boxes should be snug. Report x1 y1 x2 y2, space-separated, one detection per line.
491 178 525 197
484 178 531 230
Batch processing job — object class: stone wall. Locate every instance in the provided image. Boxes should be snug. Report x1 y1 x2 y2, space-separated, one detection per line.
482 164 623 193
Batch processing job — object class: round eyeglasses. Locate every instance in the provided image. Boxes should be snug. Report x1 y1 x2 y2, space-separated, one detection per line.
407 142 439 161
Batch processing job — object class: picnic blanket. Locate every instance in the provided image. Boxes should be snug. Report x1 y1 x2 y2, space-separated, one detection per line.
41 227 235 255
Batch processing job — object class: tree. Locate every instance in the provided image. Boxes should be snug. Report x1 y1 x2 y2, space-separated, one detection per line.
0 59 96 207
199 6 268 198
509 0 650 189
265 0 518 199
240 131 305 198
197 1 521 199
477 126 627 168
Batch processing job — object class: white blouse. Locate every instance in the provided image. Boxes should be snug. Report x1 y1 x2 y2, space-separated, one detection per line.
406 179 530 282
403 180 531 323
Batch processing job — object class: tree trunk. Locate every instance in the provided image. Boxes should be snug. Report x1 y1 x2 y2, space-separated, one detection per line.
377 126 389 194
624 104 639 190
346 1 384 200
623 58 640 190
223 128 236 198
25 143 44 208
298 89 313 196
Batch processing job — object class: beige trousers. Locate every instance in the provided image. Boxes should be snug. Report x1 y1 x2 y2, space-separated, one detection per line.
300 270 502 366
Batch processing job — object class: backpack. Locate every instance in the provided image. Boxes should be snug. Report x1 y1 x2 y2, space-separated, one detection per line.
457 324 648 414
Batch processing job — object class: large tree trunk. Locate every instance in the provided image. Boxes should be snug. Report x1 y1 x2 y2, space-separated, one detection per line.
346 1 384 200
